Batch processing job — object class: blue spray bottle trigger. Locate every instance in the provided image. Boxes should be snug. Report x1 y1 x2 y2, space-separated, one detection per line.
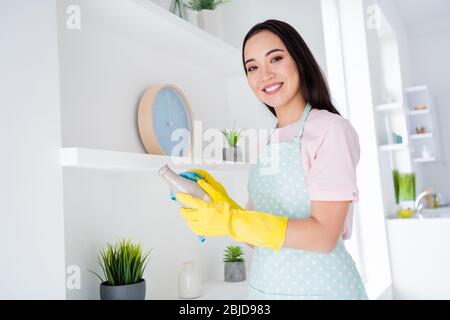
169 171 206 244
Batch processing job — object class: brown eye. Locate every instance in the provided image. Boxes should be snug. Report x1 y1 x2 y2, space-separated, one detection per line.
247 66 257 72
271 56 282 63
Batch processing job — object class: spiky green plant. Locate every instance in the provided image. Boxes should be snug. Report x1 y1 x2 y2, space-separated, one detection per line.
222 120 242 147
393 169 400 204
222 128 241 147
398 173 416 202
89 240 150 286
187 0 230 11
223 245 244 263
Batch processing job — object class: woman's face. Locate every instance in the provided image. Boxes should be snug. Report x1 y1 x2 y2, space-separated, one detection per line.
244 30 301 109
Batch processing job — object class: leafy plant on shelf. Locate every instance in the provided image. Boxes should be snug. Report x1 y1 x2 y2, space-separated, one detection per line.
393 169 400 204
398 173 416 202
89 239 150 286
223 245 244 263
187 0 231 11
222 121 242 148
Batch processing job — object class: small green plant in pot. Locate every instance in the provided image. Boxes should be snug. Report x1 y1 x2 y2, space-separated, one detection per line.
223 245 245 282
395 172 416 218
222 121 243 162
89 239 150 300
187 0 230 11
187 0 231 37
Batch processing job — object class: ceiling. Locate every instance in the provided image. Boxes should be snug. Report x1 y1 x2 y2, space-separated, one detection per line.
391 0 450 27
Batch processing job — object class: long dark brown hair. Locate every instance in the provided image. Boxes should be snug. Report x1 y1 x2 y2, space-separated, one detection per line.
242 19 340 117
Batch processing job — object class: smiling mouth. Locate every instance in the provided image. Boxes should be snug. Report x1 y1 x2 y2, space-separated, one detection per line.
262 82 283 95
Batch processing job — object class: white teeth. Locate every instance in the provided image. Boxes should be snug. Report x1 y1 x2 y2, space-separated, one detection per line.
264 83 281 92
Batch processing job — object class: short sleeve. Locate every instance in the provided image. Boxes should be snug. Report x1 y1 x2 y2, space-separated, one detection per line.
307 118 360 201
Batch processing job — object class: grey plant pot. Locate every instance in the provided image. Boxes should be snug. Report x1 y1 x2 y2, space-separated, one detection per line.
100 279 146 300
222 146 243 162
224 262 246 282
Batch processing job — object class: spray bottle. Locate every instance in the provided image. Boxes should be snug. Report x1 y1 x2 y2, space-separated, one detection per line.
158 164 210 243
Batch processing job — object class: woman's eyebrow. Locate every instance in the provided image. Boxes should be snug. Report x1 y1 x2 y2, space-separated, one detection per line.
244 48 285 65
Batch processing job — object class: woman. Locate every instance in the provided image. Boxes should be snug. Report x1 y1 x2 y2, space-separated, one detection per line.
176 19 368 300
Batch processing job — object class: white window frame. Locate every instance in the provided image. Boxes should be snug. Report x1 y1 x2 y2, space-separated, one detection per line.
320 0 393 300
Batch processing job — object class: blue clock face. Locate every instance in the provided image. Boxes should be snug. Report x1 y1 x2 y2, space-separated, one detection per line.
152 87 192 156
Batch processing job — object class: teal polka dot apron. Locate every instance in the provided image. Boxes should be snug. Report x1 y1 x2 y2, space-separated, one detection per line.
247 103 368 300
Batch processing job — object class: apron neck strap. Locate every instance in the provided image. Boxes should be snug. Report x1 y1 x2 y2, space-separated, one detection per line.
266 102 312 145
293 102 312 142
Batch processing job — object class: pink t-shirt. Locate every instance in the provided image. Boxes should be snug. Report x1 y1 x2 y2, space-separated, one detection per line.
246 108 360 240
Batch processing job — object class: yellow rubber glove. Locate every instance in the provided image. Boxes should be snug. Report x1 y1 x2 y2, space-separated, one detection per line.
185 169 243 210
176 192 288 251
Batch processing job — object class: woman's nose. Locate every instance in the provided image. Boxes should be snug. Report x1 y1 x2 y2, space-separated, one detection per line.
260 67 275 82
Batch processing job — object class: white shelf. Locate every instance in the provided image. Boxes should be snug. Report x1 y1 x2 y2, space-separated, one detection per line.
106 0 242 78
413 157 436 163
61 148 251 174
407 109 430 116
405 85 428 93
410 133 433 140
404 85 442 163
422 207 450 217
172 279 249 300
374 102 403 112
197 280 248 300
379 144 408 151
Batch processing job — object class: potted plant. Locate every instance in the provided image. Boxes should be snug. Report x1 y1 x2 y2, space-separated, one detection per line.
89 239 150 300
394 171 416 218
223 245 245 282
187 0 231 37
222 122 242 162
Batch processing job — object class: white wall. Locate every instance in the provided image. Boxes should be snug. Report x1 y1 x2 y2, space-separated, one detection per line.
376 0 413 88
407 20 450 203
0 0 66 299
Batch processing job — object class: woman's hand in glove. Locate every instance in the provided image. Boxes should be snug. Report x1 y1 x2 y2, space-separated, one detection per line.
181 168 242 210
176 188 288 251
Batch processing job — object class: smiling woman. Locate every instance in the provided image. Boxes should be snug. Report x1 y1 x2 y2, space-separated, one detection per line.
242 20 340 126
175 19 367 300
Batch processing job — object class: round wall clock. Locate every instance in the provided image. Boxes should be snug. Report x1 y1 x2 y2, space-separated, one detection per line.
138 84 194 157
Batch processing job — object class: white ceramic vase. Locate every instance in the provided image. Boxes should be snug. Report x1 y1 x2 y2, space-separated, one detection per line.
196 9 223 38
178 261 202 299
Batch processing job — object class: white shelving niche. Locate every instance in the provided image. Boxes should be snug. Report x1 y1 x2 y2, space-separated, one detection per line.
374 99 411 171
374 85 443 220
404 86 442 163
